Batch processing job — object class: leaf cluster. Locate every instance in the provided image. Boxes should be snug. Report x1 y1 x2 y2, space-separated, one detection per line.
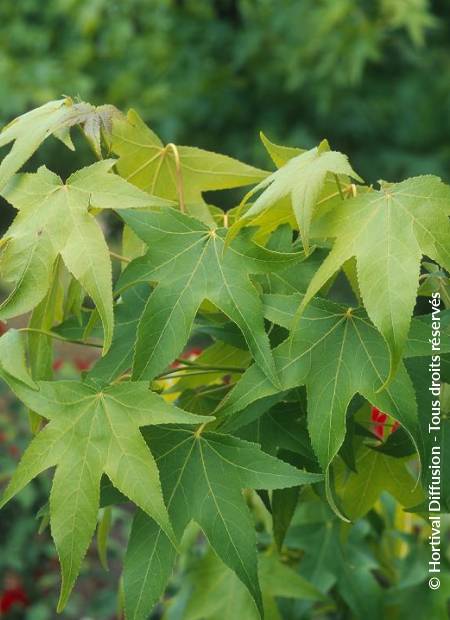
0 98 449 619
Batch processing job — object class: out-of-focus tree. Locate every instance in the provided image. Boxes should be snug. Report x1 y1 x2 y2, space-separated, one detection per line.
0 0 448 182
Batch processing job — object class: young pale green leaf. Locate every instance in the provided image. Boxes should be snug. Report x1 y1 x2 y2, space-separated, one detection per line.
259 131 304 168
0 100 71 191
111 109 268 224
299 176 450 385
229 142 362 254
0 98 125 189
216 294 433 479
0 329 37 388
0 372 208 611
60 101 123 158
124 426 323 619
117 207 304 387
0 160 160 352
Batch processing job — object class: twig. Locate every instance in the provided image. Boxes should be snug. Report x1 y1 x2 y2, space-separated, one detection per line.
19 327 103 348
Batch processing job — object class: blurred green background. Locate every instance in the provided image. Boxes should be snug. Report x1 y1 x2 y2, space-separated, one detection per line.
1 0 450 183
1 1 450 618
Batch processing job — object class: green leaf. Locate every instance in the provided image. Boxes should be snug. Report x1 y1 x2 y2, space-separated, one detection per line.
0 160 159 352
61 101 123 158
173 341 251 393
111 109 268 224
117 207 304 387
335 446 424 520
173 549 325 620
27 260 64 432
0 329 37 388
0 373 208 610
28 261 64 382
97 506 112 571
259 131 304 168
124 511 176 620
0 99 71 191
86 283 151 388
235 399 314 461
294 508 382 620
216 294 426 478
231 142 362 254
300 176 450 384
0 98 124 189
125 426 323 619
272 486 300 551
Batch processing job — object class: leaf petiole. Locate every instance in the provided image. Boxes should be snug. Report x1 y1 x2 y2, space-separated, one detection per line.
18 327 103 348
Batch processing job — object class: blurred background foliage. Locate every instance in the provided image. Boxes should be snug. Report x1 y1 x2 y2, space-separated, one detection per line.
0 0 449 185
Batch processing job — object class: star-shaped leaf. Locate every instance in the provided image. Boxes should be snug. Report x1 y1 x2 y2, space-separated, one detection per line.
228 141 362 253
300 176 450 384
215 293 448 500
0 160 165 352
0 98 123 189
116 206 305 386
123 426 323 619
0 356 208 611
111 109 268 224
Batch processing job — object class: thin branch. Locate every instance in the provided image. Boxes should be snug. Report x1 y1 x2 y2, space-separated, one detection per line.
110 250 131 263
174 357 245 372
19 327 103 348
157 367 245 380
